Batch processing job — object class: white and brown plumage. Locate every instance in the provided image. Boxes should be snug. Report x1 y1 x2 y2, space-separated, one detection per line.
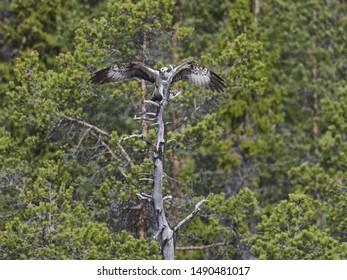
90 60 226 101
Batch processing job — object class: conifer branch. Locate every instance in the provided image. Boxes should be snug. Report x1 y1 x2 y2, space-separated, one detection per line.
65 116 108 136
64 116 134 170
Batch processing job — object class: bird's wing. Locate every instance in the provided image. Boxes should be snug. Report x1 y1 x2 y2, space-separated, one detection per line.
90 62 158 84
171 60 226 93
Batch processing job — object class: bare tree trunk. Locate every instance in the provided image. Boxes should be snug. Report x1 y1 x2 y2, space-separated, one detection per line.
137 203 146 238
253 0 260 23
172 0 180 63
152 89 174 259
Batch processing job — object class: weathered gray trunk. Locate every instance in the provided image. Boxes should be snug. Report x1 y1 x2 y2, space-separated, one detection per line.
153 86 174 260
150 75 206 259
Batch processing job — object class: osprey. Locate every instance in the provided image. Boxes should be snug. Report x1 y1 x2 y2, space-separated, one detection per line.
90 60 226 101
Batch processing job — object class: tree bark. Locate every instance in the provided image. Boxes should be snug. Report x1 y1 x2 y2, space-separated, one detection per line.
152 89 174 259
253 0 260 23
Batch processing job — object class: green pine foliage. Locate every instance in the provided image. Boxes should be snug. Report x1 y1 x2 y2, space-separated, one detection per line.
1 0 347 259
250 194 347 259
175 188 258 259
0 164 158 259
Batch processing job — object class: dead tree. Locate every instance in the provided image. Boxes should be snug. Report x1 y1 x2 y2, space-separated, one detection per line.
140 85 207 259
90 60 226 259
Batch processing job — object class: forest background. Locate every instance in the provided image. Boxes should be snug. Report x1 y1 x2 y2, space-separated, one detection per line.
1 0 347 260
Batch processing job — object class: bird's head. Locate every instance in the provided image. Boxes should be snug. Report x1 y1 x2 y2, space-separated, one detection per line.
160 66 168 73
159 66 170 79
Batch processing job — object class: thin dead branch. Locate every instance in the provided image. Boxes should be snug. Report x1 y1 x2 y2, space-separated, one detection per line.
174 199 208 232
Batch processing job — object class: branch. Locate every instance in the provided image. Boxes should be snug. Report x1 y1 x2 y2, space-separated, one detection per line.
116 142 135 168
136 192 153 202
139 178 154 182
131 203 144 210
73 127 91 155
138 172 152 176
140 111 157 117
118 134 154 147
133 115 157 122
65 116 134 170
153 225 166 240
174 199 208 232
89 130 128 178
176 242 230 251
145 100 160 107
166 139 177 145
163 172 186 187
163 195 173 202
65 116 108 136
169 90 182 100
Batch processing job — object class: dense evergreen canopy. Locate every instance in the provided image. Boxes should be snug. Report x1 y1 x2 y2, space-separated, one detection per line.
1 0 347 259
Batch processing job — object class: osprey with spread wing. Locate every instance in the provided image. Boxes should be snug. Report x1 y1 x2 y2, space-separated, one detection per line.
90 60 227 101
